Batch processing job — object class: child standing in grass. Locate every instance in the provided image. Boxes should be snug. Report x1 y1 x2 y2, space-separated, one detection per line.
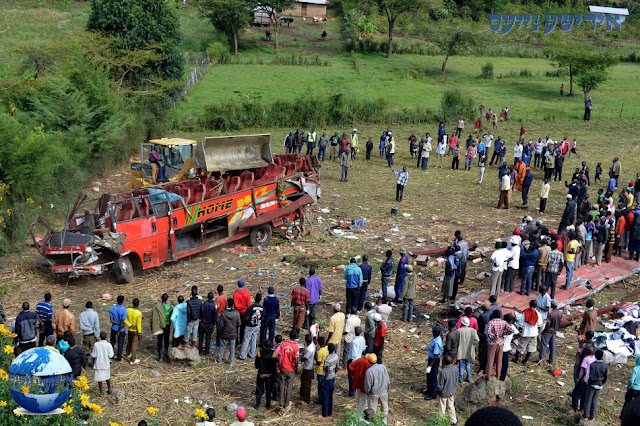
451 143 460 171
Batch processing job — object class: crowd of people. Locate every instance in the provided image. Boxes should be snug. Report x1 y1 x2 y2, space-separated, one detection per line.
7 121 640 424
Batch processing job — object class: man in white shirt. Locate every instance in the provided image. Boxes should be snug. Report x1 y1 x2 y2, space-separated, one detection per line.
489 241 510 297
342 307 361 368
376 298 392 324
502 235 521 292
515 300 543 365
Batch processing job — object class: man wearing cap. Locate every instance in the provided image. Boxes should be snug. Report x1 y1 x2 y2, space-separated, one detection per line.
425 327 443 401
400 265 416 322
327 303 346 362
233 280 251 345
393 248 409 304
344 258 364 313
260 286 279 348
559 194 576 232
348 353 376 412
457 316 479 383
53 298 76 340
229 406 253 426
372 313 386 361
364 357 390 423
350 129 359 159
291 278 310 340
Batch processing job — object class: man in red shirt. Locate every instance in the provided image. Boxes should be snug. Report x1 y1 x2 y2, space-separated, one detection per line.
233 279 252 345
373 313 386 361
348 353 376 412
290 278 310 340
278 330 300 409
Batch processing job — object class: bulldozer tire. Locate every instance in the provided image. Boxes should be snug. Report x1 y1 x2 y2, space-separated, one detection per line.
249 224 272 247
113 256 134 284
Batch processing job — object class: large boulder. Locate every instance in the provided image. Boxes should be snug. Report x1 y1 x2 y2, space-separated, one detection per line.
457 377 512 412
169 346 201 365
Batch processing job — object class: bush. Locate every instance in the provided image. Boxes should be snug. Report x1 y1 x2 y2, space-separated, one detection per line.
208 41 231 64
429 7 449 21
481 62 494 79
439 89 475 124
520 69 533 77
425 414 451 426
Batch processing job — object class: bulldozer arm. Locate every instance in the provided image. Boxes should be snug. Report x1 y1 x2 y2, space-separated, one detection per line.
195 134 273 173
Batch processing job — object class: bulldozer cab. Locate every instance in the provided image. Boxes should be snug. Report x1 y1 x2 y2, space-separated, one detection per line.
128 138 197 189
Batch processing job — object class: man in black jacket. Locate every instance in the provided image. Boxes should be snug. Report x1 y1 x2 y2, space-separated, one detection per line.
216 299 241 364
198 292 216 356
559 194 576 232
253 339 278 409
64 336 87 378
16 302 38 353
186 286 203 349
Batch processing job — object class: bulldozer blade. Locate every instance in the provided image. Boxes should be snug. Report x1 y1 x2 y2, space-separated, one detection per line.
195 134 273 173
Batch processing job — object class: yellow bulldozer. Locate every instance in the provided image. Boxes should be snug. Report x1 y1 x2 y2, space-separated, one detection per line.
127 135 273 189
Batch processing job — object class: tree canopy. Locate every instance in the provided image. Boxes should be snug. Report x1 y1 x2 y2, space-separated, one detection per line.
198 0 251 55
87 0 184 97
369 0 428 58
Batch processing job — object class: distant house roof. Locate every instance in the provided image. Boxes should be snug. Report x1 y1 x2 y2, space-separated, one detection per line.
296 0 328 4
588 6 629 15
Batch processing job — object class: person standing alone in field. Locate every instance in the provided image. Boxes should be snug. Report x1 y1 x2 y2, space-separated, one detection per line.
392 166 408 202
340 149 352 183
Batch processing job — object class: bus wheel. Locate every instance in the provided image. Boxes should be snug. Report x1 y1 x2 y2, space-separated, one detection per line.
113 256 134 284
249 224 272 247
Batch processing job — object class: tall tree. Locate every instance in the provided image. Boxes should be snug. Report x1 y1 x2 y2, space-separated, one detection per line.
545 42 617 98
435 27 475 75
87 0 184 97
370 0 428 58
198 0 251 55
254 1 294 52
574 52 618 101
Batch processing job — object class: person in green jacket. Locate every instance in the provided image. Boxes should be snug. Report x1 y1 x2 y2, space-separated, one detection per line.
150 293 172 361
400 265 417 322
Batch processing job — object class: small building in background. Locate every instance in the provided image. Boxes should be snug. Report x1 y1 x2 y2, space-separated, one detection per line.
285 0 329 19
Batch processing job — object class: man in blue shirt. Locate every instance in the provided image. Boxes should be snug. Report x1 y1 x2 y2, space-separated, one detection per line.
303 268 322 329
36 292 53 347
424 327 443 400
358 255 372 312
109 295 127 361
477 139 486 157
260 286 280 347
489 137 502 166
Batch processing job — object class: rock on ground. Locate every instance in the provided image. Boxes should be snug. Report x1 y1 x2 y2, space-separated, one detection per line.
169 346 201 365
579 419 606 426
456 377 512 412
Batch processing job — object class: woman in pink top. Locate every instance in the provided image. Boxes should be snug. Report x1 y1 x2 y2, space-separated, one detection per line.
571 345 596 414
456 307 478 331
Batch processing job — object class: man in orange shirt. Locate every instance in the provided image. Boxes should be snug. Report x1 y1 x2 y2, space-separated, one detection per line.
53 299 76 339
348 353 376 413
233 279 251 345
278 330 300 409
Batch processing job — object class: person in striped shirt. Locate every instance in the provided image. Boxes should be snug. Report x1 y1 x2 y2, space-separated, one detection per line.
36 292 53 347
290 278 310 340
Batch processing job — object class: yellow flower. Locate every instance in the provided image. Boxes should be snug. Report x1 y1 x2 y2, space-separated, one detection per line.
73 376 89 391
0 369 8 380
146 406 159 415
63 405 73 415
195 408 207 419
15 412 23 417
80 394 90 405
4 345 14 355
6 209 10 216
87 402 103 414
0 400 6 407
109 423 120 426
20 385 29 394
26 198 33 203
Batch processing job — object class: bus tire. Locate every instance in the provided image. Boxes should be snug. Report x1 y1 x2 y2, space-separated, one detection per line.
249 224 272 247
113 256 134 284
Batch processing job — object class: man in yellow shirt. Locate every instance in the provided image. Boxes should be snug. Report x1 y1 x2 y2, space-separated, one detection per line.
125 298 142 365
562 233 581 290
326 303 346 365
314 336 328 405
